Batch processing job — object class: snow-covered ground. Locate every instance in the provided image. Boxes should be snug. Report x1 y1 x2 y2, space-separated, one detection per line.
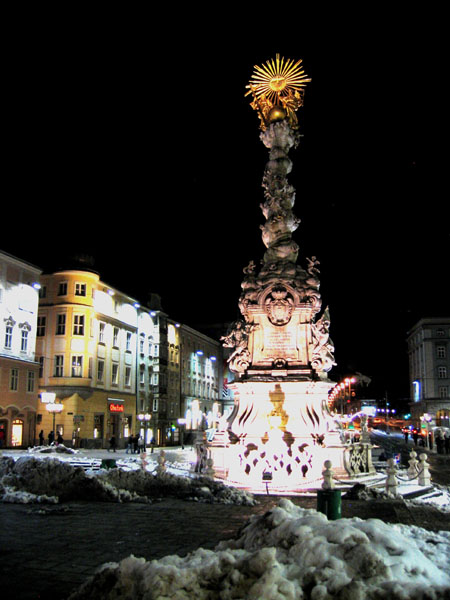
0 446 256 505
2 444 450 598
68 498 450 600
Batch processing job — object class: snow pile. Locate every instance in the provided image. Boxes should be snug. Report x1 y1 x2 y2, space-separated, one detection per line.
0 456 255 506
28 444 76 454
69 499 450 600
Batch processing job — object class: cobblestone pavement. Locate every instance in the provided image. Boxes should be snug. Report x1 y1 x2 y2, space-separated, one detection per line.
1 493 449 600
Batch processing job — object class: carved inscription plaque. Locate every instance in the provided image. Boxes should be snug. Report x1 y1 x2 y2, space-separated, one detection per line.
262 323 298 361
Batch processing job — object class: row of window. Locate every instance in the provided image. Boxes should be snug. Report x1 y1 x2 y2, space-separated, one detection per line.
3 368 36 392
3 319 32 352
38 315 162 358
37 314 86 337
39 281 89 298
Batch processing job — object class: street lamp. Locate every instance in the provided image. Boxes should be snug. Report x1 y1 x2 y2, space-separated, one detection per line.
138 412 151 445
46 399 64 438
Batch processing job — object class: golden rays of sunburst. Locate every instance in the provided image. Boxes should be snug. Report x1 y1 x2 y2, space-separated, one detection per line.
245 54 311 104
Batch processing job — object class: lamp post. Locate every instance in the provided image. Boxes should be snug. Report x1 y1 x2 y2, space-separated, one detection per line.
138 412 151 446
46 401 64 437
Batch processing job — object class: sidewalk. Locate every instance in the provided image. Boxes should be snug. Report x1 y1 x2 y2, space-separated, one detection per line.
1 491 449 600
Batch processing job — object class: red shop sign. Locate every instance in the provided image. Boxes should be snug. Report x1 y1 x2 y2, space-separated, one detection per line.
109 403 124 413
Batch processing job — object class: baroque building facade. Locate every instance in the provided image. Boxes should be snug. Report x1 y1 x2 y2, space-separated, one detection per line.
36 269 140 447
407 317 450 428
35 268 225 448
0 250 41 448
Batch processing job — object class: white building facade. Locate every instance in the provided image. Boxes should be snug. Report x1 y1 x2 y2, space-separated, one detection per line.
0 250 42 447
407 317 450 428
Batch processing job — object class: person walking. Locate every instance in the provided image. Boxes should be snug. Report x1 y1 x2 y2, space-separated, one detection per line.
108 435 117 452
125 434 133 454
38 430 44 446
48 431 55 445
445 432 450 455
56 432 63 445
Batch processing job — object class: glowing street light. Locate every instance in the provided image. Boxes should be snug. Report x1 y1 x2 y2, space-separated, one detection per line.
45 395 64 437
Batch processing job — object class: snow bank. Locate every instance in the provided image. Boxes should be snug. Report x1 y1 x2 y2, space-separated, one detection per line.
69 499 450 600
0 456 255 505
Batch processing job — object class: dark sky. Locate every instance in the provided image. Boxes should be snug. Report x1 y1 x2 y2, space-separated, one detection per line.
3 18 447 401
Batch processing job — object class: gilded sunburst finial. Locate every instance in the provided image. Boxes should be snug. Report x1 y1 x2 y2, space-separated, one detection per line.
245 54 311 130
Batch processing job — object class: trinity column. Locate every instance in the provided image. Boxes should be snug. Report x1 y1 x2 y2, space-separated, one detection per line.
215 55 345 490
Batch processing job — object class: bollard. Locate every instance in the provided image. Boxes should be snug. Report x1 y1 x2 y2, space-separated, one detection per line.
317 489 342 520
407 449 419 479
385 458 398 496
418 453 431 486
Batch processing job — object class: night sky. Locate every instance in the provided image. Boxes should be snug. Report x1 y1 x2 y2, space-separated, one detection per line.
3 17 447 403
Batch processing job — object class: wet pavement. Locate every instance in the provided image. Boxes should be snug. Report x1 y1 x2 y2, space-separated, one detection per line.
1 492 450 600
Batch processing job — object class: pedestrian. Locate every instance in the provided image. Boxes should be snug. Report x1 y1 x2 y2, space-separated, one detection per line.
435 430 445 455
48 431 55 445
150 436 156 453
134 434 141 454
403 429 409 443
0 427 5 448
56 432 63 445
445 432 450 455
108 435 116 452
125 434 133 454
428 431 433 450
38 430 44 446
138 435 145 453
412 430 418 446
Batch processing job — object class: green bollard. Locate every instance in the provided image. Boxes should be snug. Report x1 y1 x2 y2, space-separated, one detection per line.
317 489 342 520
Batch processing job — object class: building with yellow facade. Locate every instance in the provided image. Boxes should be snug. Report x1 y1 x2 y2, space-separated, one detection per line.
36 269 140 448
0 250 41 448
35 268 226 449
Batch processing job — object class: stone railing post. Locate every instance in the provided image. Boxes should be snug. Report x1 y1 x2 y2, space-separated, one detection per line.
418 453 431 486
407 449 419 479
385 458 398 496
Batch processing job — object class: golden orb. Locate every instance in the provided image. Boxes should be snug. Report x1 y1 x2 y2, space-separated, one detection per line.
268 105 287 123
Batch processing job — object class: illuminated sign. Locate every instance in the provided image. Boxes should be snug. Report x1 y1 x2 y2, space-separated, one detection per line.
109 403 124 413
361 406 377 417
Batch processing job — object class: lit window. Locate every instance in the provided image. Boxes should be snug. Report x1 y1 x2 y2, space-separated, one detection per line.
438 366 447 379
72 355 83 377
54 355 64 377
56 314 66 335
10 368 19 391
37 316 46 336
437 346 447 359
73 315 85 336
75 283 87 296
58 282 68 296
